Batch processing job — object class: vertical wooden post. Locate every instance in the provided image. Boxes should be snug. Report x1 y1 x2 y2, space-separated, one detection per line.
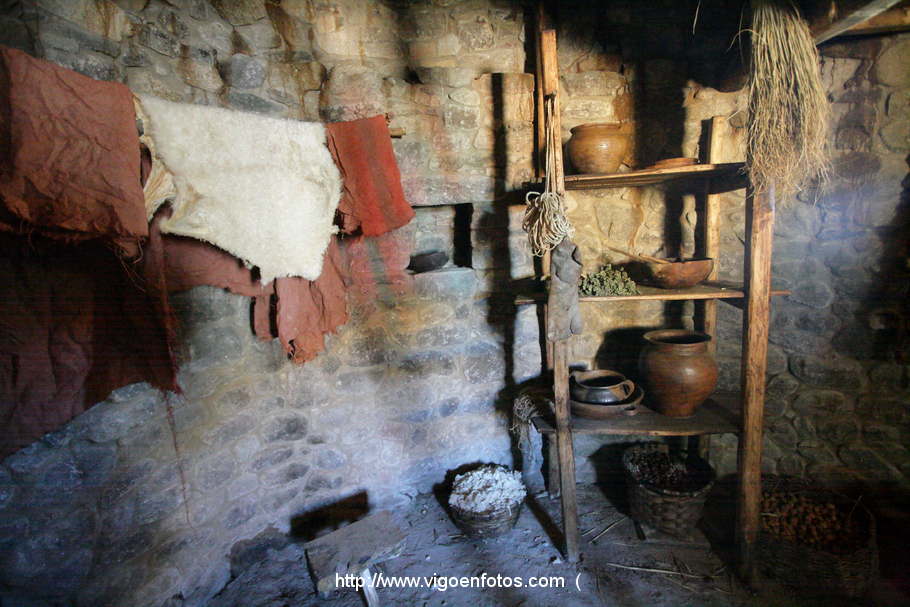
539 30 564 196
737 185 775 585
553 340 579 561
534 2 547 181
535 4 552 279
700 116 727 356
547 436 560 499
539 27 578 563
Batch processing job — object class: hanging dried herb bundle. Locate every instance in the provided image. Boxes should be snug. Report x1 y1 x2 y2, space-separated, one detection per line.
747 0 830 199
579 264 639 296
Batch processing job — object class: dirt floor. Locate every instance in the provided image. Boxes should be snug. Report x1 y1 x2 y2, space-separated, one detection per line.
210 484 909 607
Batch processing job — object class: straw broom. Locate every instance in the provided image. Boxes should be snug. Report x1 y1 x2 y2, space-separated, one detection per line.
747 0 830 200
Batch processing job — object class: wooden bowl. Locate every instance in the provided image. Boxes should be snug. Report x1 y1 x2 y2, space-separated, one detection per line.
643 258 713 289
647 157 698 170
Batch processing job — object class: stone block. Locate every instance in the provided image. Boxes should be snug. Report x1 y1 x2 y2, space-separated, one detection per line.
195 19 233 57
225 501 258 529
138 23 179 56
457 16 494 51
838 445 897 479
868 363 907 392
443 105 477 129
210 0 266 25
320 65 386 121
395 350 456 377
251 447 293 472
314 449 345 470
874 38 910 87
411 267 477 300
0 16 34 52
204 414 255 445
127 68 192 102
193 453 236 491
220 53 264 89
411 323 472 350
134 485 181 525
561 71 625 97
764 374 800 416
179 55 223 92
461 343 506 385
815 417 859 444
789 355 864 391
264 414 309 442
71 441 118 487
791 389 849 415
274 462 309 485
225 89 287 116
417 66 478 88
42 47 118 81
788 279 835 309
236 20 281 52
266 61 325 105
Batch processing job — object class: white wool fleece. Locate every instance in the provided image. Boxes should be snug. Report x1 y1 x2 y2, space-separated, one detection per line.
137 95 341 283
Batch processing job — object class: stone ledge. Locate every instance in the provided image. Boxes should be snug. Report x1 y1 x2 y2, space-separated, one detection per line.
411 267 477 301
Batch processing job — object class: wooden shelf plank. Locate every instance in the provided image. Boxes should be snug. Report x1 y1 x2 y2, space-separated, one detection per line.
515 282 790 305
532 392 740 437
564 162 745 190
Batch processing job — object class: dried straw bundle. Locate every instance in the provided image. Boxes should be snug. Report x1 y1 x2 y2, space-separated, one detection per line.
747 0 830 199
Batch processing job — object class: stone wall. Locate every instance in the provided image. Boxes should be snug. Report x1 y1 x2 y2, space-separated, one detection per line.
712 34 910 485
0 1 539 605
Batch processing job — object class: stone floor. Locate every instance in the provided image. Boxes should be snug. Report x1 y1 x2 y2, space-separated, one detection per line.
209 484 908 607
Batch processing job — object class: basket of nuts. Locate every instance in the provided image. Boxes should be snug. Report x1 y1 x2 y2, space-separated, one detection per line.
622 443 715 538
758 476 878 597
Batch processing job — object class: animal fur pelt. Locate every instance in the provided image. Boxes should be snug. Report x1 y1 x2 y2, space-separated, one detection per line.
137 95 342 283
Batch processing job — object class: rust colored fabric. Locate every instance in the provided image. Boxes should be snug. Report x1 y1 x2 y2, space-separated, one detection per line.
0 235 175 458
145 207 350 364
326 115 415 236
273 239 349 363
0 46 146 255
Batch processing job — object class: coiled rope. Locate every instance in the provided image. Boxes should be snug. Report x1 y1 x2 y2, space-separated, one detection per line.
523 95 573 257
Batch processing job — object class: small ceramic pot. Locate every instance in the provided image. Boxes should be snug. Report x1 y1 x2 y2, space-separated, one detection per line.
566 122 629 174
570 370 635 404
638 330 717 417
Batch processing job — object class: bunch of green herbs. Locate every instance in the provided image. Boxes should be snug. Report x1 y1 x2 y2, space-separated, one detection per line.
579 264 639 296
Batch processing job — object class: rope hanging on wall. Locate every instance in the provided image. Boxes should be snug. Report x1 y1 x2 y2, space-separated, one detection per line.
523 95 573 257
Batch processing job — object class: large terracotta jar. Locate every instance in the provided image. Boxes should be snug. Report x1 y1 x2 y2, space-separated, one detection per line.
566 122 629 174
638 330 717 417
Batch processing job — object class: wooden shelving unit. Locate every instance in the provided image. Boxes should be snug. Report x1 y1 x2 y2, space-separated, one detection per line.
533 25 778 585
564 162 745 189
532 392 741 437
515 282 790 305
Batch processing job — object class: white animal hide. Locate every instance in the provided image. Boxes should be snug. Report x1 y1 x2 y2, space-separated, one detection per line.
137 95 341 283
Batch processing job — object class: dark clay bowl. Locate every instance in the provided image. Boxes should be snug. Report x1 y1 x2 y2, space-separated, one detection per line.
570 370 635 404
643 258 713 289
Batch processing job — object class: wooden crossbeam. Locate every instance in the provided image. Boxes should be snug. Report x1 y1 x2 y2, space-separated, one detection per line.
809 0 904 43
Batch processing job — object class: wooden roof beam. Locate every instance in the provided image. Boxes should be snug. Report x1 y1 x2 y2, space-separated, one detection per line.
839 2 910 36
809 0 905 43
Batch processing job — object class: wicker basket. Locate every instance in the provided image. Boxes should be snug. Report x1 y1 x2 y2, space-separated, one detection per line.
450 501 522 539
622 444 716 537
757 477 878 597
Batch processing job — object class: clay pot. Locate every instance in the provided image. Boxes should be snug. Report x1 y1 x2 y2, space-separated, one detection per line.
570 370 635 404
638 330 717 418
566 122 629 174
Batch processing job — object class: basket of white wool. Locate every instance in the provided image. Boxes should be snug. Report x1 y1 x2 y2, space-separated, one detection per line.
448 464 527 539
